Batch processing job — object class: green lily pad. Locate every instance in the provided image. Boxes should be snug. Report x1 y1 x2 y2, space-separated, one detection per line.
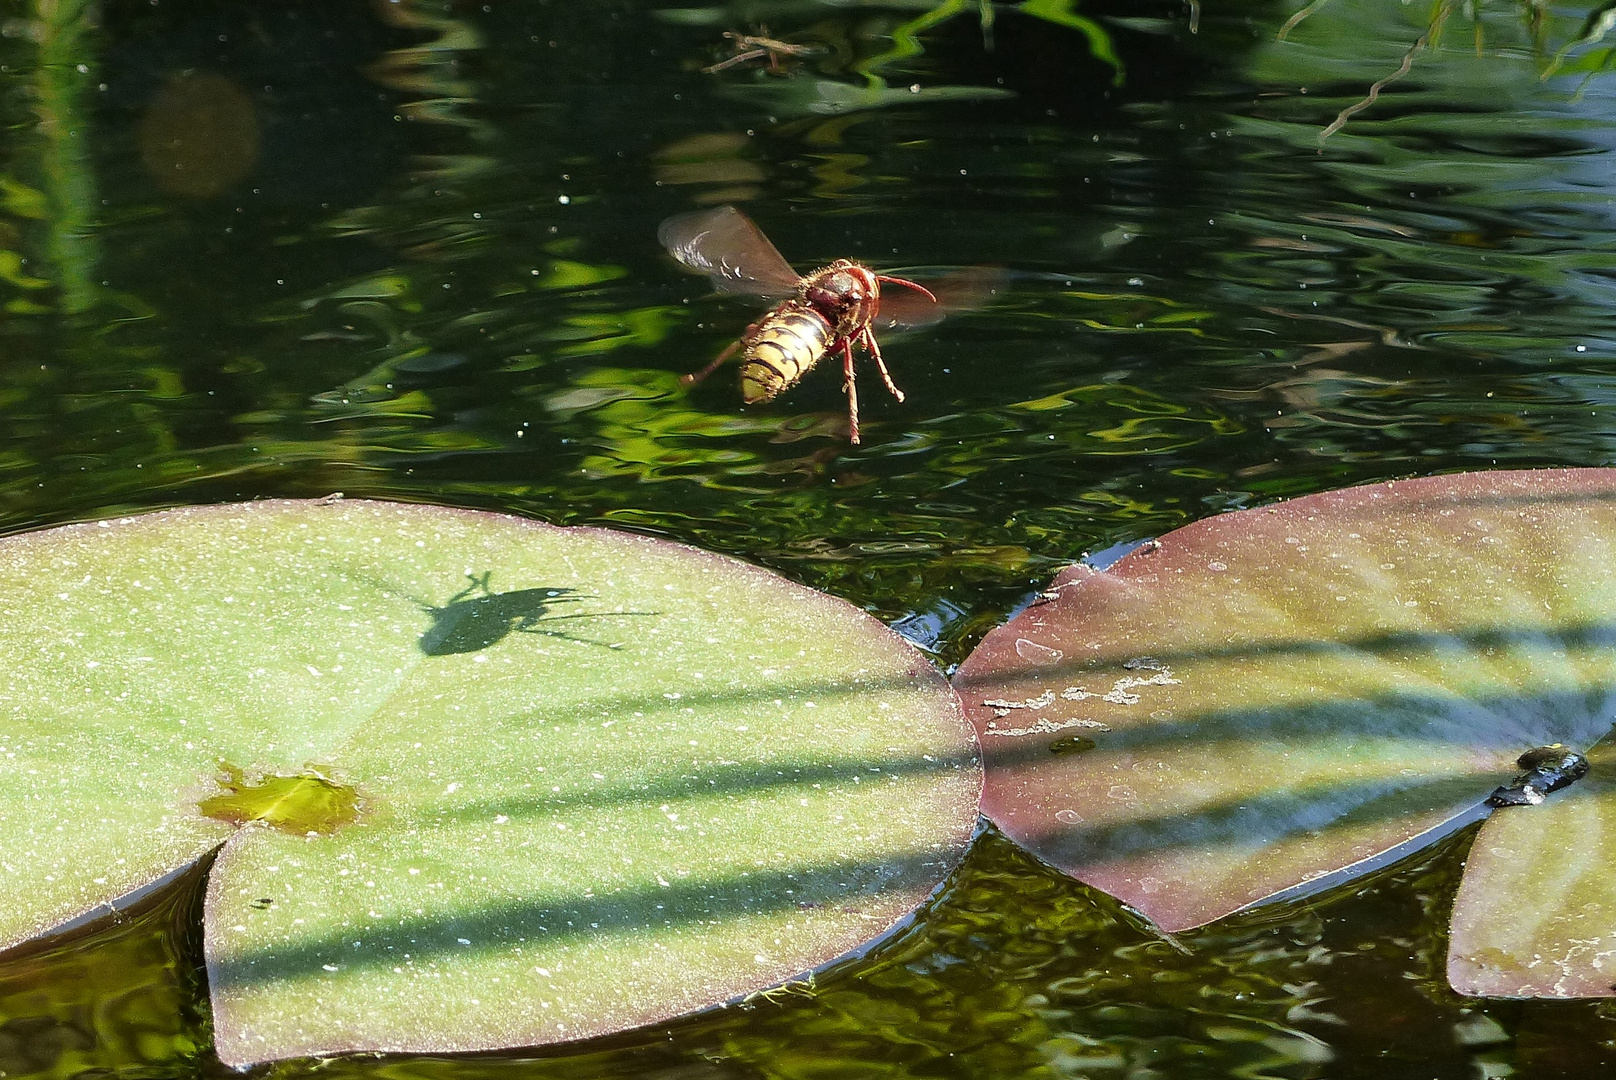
954 468 1616 997
0 500 980 1063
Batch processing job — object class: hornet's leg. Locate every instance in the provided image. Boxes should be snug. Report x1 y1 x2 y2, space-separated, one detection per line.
859 326 905 402
840 337 861 445
681 338 741 387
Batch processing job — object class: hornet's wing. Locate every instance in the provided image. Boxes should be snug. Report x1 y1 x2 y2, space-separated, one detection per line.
658 205 802 297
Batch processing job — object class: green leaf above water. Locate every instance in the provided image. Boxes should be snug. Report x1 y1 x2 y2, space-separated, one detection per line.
0 499 980 1063
954 468 1616 998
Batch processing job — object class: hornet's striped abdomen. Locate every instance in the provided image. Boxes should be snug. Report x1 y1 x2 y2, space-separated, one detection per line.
739 300 832 404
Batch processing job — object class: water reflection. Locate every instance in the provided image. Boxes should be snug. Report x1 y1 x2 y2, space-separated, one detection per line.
138 71 259 198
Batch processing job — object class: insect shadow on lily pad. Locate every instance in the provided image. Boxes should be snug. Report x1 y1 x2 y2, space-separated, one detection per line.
361 570 653 655
659 204 949 445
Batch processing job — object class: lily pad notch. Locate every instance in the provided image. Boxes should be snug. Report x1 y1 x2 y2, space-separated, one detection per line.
0 499 981 1064
953 468 1616 999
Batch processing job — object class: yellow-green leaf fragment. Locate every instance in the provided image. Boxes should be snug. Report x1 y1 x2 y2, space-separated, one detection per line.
198 764 361 835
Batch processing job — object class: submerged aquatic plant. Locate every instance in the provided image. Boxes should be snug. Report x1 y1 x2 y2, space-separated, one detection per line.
1282 0 1616 137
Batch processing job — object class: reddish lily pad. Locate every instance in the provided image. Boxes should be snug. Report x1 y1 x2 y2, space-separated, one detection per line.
0 499 980 1063
955 468 1616 998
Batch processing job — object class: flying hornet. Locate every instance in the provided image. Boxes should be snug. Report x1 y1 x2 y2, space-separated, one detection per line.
659 204 960 445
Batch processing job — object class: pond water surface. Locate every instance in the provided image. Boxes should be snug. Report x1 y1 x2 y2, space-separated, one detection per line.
4 0 1616 1076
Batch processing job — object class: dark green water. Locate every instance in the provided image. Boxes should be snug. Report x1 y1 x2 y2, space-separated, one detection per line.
5 0 1616 1076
